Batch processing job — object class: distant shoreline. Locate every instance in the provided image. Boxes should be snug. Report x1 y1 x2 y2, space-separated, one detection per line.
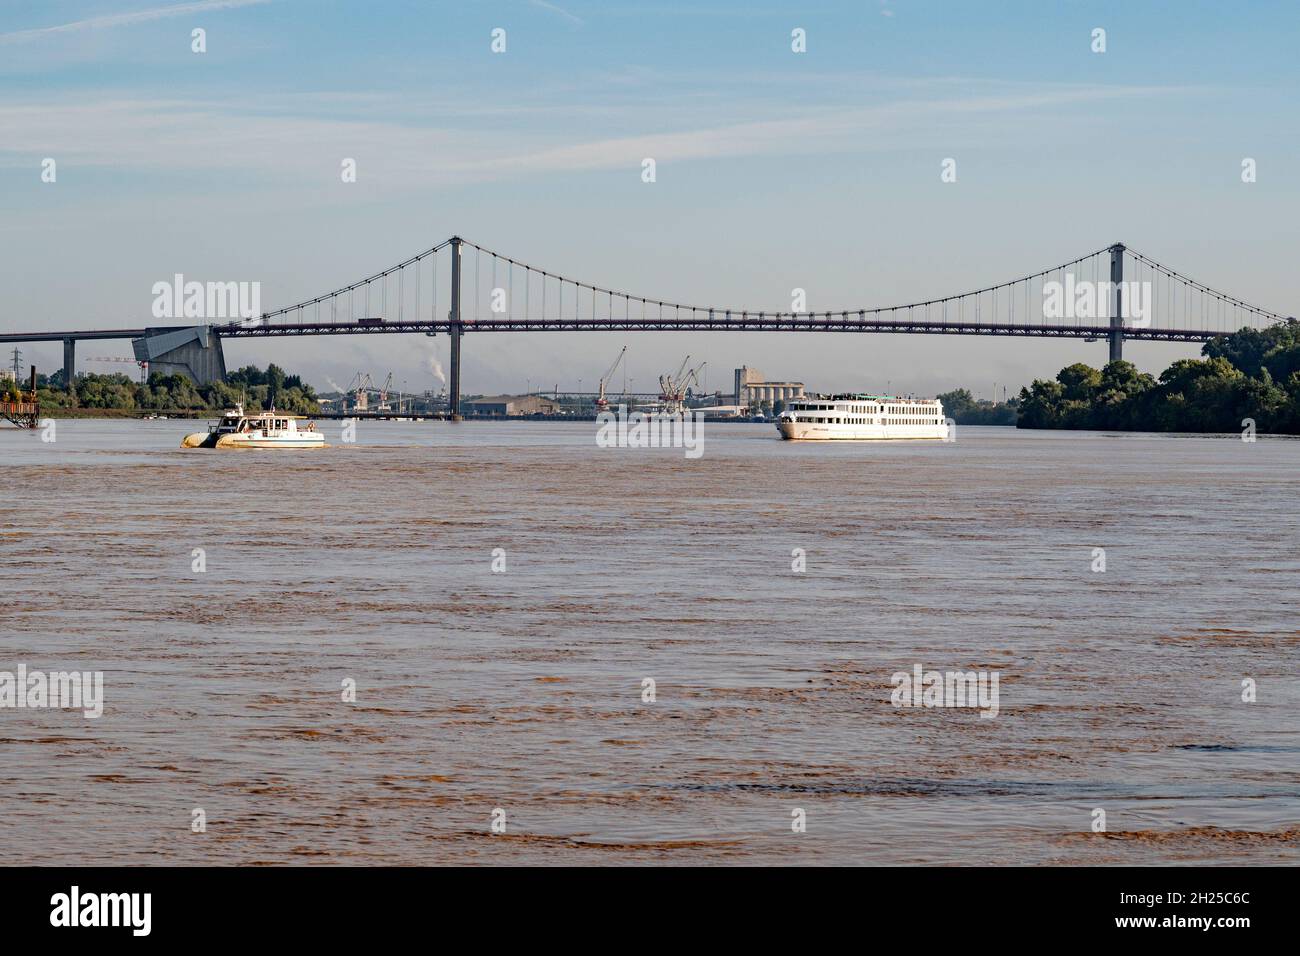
23 408 213 420
19 410 781 423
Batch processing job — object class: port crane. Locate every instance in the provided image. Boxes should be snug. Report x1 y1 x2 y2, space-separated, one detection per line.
685 359 706 396
376 372 395 412
658 356 706 413
345 372 374 412
344 371 408 413
85 356 149 383
594 345 627 410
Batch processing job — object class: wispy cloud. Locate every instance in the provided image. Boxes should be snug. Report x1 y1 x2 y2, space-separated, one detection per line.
0 83 1188 187
0 0 272 44
528 0 584 27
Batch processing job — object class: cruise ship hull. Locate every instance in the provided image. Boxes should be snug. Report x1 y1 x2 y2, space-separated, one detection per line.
776 421 948 440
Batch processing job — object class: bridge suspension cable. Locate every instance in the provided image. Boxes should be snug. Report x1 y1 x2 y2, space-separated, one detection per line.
250 237 455 325
461 238 1120 325
1123 246 1291 325
237 235 1291 343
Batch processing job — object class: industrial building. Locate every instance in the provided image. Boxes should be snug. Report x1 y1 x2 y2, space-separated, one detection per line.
463 394 561 416
733 366 805 407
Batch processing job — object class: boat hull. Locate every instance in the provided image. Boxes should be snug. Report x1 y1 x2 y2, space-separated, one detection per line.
181 432 326 449
213 434 326 449
776 421 948 441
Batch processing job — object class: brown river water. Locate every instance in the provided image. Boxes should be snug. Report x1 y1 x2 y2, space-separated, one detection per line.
1 419 1297 865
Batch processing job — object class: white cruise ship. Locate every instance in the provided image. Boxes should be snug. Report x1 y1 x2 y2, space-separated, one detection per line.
775 394 949 441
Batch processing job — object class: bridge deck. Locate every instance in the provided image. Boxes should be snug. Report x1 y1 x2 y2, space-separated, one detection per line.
0 315 1234 347
0 318 1228 344
0 329 147 343
215 317 1222 342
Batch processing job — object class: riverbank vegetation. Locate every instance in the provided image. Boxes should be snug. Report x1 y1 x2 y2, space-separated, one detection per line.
9 363 320 416
936 389 1018 425
1017 320 1300 433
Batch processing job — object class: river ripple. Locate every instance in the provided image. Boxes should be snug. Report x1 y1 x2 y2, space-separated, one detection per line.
1 420 1296 864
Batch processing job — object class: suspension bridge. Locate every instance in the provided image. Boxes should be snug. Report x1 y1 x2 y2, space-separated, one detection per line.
1 238 1290 417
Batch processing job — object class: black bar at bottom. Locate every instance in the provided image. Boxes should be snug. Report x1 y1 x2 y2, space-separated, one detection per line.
0 865 1282 942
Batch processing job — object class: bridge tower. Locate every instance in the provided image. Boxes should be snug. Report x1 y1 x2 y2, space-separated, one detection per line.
448 236 463 419
1108 243 1125 364
63 337 76 392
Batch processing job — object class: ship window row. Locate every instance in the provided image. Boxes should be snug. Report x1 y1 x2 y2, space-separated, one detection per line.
799 416 942 424
792 405 938 420
790 403 938 411
792 404 880 412
791 404 886 413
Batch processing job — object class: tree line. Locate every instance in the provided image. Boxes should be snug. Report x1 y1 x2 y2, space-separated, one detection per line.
7 363 320 415
935 389 1018 425
1017 320 1300 433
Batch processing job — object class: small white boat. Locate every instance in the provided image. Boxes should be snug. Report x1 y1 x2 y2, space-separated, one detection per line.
181 404 326 449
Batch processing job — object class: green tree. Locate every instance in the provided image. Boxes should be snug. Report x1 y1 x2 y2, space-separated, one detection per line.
936 388 976 419
228 366 267 388
1092 360 1154 429
1017 379 1065 429
266 364 287 407
1056 363 1102 402
1238 367 1288 431
1202 319 1300 378
202 381 249 410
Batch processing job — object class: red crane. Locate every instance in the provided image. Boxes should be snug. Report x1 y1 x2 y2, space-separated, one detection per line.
594 345 627 410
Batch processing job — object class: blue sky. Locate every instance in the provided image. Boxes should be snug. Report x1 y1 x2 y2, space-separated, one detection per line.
3 0 1297 397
